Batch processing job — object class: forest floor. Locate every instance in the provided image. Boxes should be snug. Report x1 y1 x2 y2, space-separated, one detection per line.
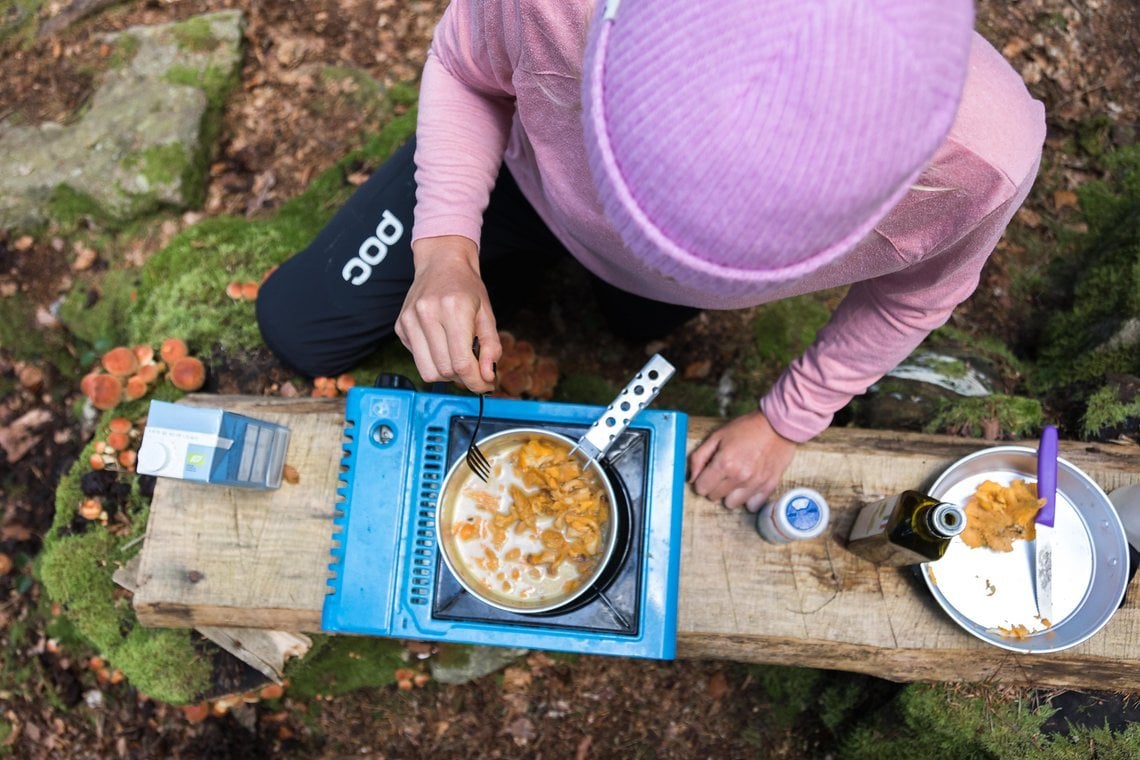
1 0 1139 757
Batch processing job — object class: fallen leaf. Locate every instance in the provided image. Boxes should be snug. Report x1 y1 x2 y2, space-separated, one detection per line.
1015 207 1042 228
502 666 532 691
2 524 33 542
1053 189 1079 210
505 716 536 746
683 359 712 380
706 671 729 700
282 464 300 484
0 408 53 462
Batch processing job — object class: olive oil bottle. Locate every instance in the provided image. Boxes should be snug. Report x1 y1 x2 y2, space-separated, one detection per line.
846 490 966 566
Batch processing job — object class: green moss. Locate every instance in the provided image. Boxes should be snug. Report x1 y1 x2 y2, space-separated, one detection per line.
170 16 220 53
1076 114 1116 159
0 291 78 372
114 627 213 704
163 63 233 112
320 65 387 107
925 394 1043 438
57 267 139 349
37 441 210 704
658 379 721 417
128 94 419 358
47 184 124 232
1033 145 1140 390
0 0 42 47
123 143 190 188
284 636 405 698
736 294 833 405
750 296 832 369
553 373 619 406
840 683 1053 759
126 215 309 354
928 325 1026 375
1082 385 1140 439
107 33 141 69
751 664 822 727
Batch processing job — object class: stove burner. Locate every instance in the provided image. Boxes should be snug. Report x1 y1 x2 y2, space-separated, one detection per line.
432 416 648 635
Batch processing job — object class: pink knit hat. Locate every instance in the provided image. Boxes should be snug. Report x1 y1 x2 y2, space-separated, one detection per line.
582 0 975 292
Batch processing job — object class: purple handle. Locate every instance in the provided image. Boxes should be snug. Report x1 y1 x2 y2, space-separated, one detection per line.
1036 424 1058 527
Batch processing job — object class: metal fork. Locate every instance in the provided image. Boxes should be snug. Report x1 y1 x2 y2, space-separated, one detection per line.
464 337 491 482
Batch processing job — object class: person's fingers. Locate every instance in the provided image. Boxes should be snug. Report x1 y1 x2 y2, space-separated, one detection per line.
687 435 719 483
444 319 482 390
724 487 754 510
473 308 500 388
745 492 770 513
398 319 442 382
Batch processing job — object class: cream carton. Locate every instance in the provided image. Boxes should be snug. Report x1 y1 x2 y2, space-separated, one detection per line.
137 400 291 489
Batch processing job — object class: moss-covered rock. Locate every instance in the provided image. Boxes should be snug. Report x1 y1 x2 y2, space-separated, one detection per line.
38 435 212 703
0 10 245 231
126 96 417 358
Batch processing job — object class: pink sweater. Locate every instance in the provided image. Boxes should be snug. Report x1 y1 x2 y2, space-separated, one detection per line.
412 0 1046 442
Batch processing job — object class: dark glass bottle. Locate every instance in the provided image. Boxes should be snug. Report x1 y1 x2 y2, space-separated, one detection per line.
846 490 966 566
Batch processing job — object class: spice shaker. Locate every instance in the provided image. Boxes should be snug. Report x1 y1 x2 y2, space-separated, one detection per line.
756 487 830 544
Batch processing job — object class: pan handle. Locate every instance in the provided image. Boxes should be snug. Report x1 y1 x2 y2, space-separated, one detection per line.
575 354 675 462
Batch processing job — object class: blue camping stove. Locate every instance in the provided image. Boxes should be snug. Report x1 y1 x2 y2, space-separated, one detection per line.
321 377 688 659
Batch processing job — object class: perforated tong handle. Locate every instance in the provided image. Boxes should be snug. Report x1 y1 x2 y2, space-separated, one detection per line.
575 354 676 462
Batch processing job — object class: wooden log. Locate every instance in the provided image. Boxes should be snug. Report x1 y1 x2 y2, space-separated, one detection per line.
132 395 1140 690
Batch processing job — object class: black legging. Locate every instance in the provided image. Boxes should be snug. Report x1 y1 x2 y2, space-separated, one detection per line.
256 136 700 377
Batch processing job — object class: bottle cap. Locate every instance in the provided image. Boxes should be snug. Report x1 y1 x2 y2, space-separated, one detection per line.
757 487 830 544
932 502 966 537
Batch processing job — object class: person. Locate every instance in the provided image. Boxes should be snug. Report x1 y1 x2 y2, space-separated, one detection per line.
256 0 1045 512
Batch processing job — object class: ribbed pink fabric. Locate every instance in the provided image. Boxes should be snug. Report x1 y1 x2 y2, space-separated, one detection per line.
411 0 1045 442
582 0 974 293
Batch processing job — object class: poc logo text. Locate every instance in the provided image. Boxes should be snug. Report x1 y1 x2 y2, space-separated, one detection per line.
341 210 404 285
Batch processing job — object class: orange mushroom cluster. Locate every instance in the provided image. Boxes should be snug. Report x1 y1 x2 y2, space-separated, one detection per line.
394 667 431 690
495 331 558 400
225 280 260 301
80 338 207 411
87 655 125 686
311 374 356 398
89 416 140 472
180 682 287 724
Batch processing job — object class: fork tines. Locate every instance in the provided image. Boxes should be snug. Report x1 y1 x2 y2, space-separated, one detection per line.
466 445 491 482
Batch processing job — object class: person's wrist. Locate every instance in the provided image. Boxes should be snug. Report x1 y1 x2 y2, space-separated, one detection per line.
411 235 479 270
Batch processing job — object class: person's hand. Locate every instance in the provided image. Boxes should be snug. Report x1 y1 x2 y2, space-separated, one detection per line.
395 235 500 393
688 409 797 511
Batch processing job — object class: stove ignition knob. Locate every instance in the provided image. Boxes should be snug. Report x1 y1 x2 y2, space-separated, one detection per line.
370 423 396 447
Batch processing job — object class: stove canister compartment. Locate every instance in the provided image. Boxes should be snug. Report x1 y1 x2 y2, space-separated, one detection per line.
757 487 829 544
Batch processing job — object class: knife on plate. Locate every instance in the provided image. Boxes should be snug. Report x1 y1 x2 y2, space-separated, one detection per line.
1034 424 1059 623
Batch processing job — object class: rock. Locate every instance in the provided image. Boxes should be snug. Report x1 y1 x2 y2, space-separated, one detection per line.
429 645 529 685
0 10 245 231
847 349 1004 431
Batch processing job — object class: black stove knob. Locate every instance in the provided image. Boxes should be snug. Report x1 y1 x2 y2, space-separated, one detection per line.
373 372 416 390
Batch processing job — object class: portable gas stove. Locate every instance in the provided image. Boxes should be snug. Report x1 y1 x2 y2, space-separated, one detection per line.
321 376 688 659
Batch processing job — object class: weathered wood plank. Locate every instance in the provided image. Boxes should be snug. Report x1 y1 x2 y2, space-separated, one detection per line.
132 395 1140 690
133 396 344 631
677 417 1140 690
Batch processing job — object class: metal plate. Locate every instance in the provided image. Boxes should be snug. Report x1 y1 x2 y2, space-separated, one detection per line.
920 446 1129 653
